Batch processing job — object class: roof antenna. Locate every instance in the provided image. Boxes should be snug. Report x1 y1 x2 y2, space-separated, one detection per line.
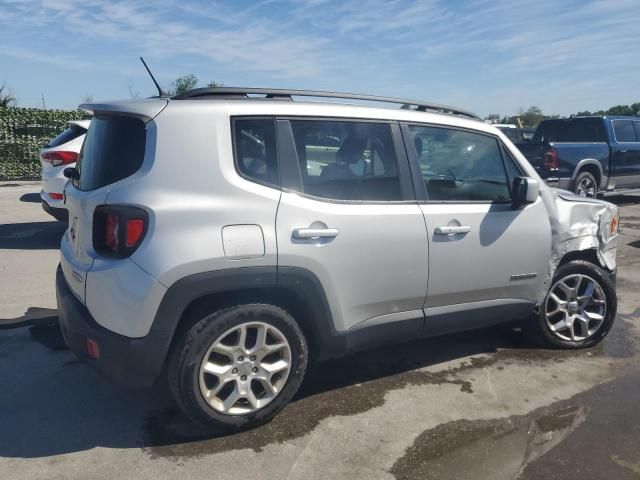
139 56 166 97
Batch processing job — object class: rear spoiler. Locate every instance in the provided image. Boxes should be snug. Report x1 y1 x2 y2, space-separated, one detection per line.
67 120 91 130
79 98 168 123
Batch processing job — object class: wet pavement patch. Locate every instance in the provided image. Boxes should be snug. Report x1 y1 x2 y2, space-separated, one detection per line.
141 356 490 460
391 369 640 480
141 319 634 460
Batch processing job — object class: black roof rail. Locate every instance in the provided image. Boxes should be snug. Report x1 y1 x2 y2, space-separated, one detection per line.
171 87 480 120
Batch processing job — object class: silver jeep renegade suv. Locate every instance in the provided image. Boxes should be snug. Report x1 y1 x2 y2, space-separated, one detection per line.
56 88 619 431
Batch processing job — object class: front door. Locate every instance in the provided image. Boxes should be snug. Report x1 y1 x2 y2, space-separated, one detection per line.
275 118 429 334
403 123 552 335
611 119 640 189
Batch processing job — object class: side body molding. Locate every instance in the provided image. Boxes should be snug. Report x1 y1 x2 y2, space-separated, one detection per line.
148 266 424 372
148 267 529 377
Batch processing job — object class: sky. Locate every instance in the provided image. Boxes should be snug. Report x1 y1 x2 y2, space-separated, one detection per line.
1 0 639 117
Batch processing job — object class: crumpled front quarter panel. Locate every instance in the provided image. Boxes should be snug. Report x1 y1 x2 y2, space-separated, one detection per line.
540 188 618 303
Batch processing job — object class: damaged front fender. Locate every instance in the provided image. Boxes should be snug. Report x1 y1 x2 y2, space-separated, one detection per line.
538 188 619 303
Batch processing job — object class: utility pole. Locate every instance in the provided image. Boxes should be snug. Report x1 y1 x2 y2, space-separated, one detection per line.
41 92 46 110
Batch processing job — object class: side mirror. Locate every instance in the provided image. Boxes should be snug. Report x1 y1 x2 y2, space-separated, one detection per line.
512 176 540 208
63 167 79 180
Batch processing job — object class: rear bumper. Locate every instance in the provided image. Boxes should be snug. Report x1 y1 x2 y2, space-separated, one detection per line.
543 177 572 191
42 200 68 222
56 265 171 387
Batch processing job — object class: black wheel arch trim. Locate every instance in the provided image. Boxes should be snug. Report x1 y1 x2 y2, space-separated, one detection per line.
150 266 341 369
150 265 426 371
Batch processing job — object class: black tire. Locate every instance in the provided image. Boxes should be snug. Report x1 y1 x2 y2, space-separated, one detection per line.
573 170 598 198
168 303 308 431
532 260 617 349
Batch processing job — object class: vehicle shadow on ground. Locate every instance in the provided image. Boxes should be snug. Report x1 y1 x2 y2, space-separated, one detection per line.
19 193 41 203
0 320 560 459
607 194 640 206
0 307 58 329
0 221 65 249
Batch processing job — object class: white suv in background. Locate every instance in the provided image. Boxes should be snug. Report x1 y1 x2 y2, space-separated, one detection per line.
56 88 619 432
40 120 90 221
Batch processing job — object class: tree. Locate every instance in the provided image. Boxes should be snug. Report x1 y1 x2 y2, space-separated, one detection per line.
80 94 94 104
485 113 500 123
519 106 544 128
0 83 16 108
206 81 223 88
170 74 199 95
607 104 634 116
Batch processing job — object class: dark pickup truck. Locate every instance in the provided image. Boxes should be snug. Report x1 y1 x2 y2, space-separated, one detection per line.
516 116 640 197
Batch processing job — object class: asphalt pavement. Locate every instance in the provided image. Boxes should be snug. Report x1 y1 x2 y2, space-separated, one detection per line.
1 182 639 480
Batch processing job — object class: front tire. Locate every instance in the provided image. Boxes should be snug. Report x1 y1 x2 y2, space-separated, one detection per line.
168 304 308 431
533 260 616 349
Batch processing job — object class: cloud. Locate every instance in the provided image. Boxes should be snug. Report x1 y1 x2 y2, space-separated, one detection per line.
0 0 638 114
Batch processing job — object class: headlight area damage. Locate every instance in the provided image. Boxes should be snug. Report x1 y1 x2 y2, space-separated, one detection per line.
539 188 619 304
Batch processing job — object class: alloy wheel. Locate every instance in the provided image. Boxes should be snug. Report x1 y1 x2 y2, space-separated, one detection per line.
576 176 596 197
198 321 292 415
544 274 607 342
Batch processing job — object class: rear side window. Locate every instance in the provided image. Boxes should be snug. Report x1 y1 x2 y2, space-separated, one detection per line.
533 119 606 143
612 120 638 142
233 118 278 186
46 124 87 148
498 128 523 143
408 125 511 202
290 120 402 201
75 116 146 191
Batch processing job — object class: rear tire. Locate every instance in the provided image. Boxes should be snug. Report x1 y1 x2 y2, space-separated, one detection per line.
532 260 616 349
168 304 308 431
573 171 598 198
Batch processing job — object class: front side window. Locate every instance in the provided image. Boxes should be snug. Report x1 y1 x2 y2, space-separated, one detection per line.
234 118 278 186
612 120 637 143
408 125 511 202
290 120 402 201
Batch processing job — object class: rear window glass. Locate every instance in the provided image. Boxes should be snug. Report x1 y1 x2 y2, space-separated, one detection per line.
46 124 87 148
74 116 146 191
498 128 523 143
533 119 606 143
233 118 278 186
612 120 638 142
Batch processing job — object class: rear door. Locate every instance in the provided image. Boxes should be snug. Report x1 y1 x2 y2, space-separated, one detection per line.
275 118 429 336
402 123 551 335
61 115 147 303
611 119 640 188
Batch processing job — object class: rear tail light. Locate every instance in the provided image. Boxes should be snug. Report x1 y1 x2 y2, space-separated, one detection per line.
41 151 78 166
93 206 148 258
48 193 64 200
542 148 559 171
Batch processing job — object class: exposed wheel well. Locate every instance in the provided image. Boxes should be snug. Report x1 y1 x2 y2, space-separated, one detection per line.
168 286 326 363
558 248 601 269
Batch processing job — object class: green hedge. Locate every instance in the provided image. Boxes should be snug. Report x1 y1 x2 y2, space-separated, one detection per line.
0 106 90 180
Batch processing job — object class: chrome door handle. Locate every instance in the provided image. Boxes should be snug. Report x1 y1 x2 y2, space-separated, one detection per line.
619 149 628 153
292 228 339 239
434 225 471 235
